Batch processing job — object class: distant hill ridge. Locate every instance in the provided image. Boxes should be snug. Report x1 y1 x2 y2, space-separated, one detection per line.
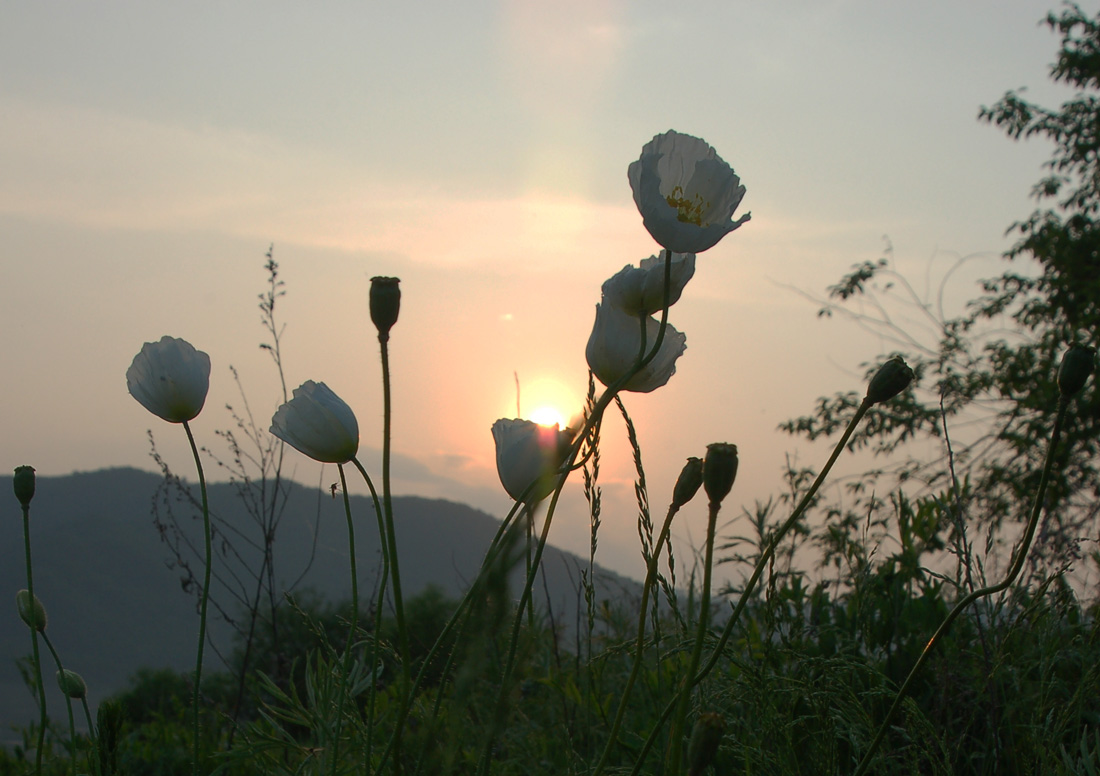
0 467 637 729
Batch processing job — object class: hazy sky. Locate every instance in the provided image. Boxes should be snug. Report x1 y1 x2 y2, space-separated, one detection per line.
1 1 1085 581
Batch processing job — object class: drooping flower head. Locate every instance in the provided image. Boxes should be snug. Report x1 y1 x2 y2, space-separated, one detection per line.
628 130 749 254
585 303 686 393
126 336 211 423
271 381 360 464
491 418 573 504
602 252 696 316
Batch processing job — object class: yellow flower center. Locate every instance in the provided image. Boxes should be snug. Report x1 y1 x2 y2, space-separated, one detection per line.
665 185 709 226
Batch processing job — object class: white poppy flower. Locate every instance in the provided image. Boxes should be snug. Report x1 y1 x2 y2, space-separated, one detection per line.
602 252 696 316
126 336 211 423
491 418 573 503
585 303 687 393
628 130 749 254
270 381 359 464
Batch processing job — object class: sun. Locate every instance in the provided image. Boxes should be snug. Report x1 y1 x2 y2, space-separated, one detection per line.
529 405 567 429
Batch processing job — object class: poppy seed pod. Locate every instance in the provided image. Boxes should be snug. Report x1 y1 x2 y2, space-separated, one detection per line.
16 589 47 631
866 355 915 405
1058 344 1096 398
672 457 704 509
702 443 738 505
370 276 401 337
57 669 87 699
13 466 35 508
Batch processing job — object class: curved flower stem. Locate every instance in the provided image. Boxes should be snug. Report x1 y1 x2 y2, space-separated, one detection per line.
378 332 411 682
20 500 46 776
183 420 211 776
41 634 76 774
377 329 411 774
592 499 681 776
79 696 96 773
666 498 721 771
330 464 359 776
375 498 528 775
477 251 679 775
853 397 1071 776
524 503 536 630
629 399 871 776
350 457 387 775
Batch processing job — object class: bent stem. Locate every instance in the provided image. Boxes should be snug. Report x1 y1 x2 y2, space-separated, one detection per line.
41 634 76 774
377 332 411 680
853 397 1071 776
666 498 721 771
20 500 46 776
330 464 359 776
350 457 387 775
593 498 682 776
477 251 679 775
183 420 212 776
629 399 871 776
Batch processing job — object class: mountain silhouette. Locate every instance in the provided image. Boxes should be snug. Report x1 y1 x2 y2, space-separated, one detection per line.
0 467 638 731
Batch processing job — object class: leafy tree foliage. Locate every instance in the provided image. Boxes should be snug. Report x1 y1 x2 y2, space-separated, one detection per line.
784 4 1100 568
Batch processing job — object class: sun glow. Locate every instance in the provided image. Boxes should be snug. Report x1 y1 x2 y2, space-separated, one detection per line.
529 405 567 429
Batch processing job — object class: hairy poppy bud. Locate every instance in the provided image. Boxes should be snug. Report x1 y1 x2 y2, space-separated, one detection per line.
866 356 914 405
16 589 47 632
702 444 738 505
13 466 35 508
687 711 725 776
370 276 401 338
672 457 704 508
57 669 87 699
1058 344 1096 398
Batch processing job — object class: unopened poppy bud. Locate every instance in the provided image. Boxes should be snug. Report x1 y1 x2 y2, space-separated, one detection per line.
1058 344 1095 398
57 669 87 699
16 590 47 631
687 711 725 776
370 276 401 338
702 443 738 505
866 355 914 405
13 466 35 508
672 457 704 508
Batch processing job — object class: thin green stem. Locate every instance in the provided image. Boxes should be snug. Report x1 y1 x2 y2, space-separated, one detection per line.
350 457 387 776
667 499 721 771
378 333 411 682
592 500 681 776
377 496 528 774
853 397 1071 776
478 248 678 775
21 501 46 776
183 420 211 776
629 400 871 776
41 634 76 775
79 696 95 775
330 464 359 776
